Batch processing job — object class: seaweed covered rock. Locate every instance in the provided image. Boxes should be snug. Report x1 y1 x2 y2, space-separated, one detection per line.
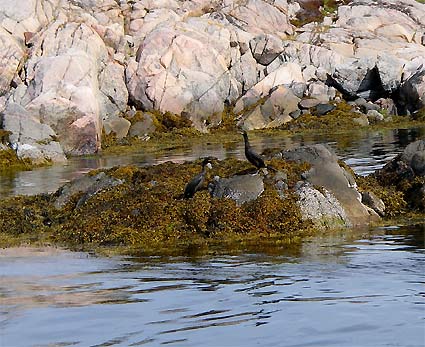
0 157 307 251
53 172 124 209
375 140 425 210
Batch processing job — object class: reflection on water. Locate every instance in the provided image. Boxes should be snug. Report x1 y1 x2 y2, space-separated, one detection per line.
0 224 424 347
0 127 423 198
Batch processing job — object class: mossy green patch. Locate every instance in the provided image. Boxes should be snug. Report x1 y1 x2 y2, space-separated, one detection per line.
0 149 34 172
280 101 424 135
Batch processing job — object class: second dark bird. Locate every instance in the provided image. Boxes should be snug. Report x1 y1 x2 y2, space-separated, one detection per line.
183 158 213 199
242 131 266 170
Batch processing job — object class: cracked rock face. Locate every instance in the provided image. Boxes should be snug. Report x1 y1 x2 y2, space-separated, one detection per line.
126 18 240 132
0 0 424 162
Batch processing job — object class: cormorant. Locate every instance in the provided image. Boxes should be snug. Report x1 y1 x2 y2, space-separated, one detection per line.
242 131 266 170
184 158 212 199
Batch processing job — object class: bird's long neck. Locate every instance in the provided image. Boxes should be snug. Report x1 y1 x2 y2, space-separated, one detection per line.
243 134 250 149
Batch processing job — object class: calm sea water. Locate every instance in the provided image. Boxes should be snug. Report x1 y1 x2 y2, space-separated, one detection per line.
0 224 424 347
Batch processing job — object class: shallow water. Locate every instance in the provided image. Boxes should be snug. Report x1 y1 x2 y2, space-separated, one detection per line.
0 127 423 198
0 224 424 347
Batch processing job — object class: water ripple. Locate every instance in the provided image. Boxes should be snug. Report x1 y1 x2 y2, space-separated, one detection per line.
1 225 424 347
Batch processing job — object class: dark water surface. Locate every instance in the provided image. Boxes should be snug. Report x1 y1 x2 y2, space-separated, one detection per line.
0 127 423 198
0 225 424 347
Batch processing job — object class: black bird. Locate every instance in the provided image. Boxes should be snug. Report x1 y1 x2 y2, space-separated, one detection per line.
184 158 212 199
242 131 266 170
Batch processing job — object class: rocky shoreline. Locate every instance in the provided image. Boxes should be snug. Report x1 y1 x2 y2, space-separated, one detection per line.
0 0 424 164
0 139 423 255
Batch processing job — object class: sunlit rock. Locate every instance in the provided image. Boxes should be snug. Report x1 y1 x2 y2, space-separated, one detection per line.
281 144 379 226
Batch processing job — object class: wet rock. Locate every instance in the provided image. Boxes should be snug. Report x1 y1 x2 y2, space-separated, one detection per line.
312 103 335 116
401 140 425 177
208 174 264 206
282 144 379 226
411 152 425 177
361 191 385 217
376 140 424 183
295 181 352 229
53 172 123 209
289 109 301 120
376 140 425 211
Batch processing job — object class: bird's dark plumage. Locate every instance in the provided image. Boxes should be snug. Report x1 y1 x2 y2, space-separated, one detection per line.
242 131 266 169
183 158 212 199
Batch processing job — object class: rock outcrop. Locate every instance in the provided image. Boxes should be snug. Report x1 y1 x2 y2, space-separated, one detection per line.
0 0 424 162
280 144 380 226
2 141 424 252
375 139 425 210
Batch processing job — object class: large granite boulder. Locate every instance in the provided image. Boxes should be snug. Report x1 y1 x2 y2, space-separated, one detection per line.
280 144 380 226
0 0 128 162
0 28 25 96
237 85 301 130
295 181 352 229
1 102 66 163
126 16 240 131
